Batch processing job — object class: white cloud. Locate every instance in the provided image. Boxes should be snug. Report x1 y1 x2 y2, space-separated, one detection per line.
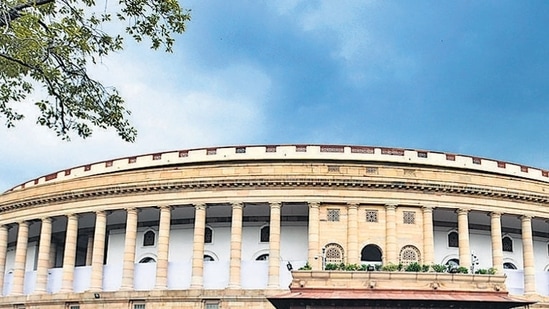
0 43 271 192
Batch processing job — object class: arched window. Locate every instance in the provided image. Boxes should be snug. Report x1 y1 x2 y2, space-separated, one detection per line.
325 243 344 264
204 255 215 261
205 226 213 244
360 244 382 262
139 257 156 263
399 245 421 266
260 226 270 243
503 262 517 270
256 254 269 261
445 258 460 273
502 236 513 252
447 231 458 248
143 230 155 246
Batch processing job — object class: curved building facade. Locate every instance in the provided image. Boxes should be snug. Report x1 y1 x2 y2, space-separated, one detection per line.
0 145 548 308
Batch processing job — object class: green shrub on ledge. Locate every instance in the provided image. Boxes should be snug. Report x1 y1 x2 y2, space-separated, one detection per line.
405 262 422 272
298 262 312 270
431 264 447 273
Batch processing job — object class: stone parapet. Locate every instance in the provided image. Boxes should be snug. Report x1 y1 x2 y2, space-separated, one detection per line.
291 271 507 293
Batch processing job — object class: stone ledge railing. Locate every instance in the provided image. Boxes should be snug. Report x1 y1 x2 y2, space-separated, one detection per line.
291 270 507 292
6 144 549 192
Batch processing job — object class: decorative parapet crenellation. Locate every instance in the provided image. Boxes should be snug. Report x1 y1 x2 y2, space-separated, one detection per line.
5 145 549 192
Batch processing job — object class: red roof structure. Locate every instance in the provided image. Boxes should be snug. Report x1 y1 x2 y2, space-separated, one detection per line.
269 288 534 309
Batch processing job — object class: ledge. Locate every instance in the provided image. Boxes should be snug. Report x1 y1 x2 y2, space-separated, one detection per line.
291 270 507 292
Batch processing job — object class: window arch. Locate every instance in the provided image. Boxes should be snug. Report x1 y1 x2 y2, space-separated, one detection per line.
445 258 460 266
143 230 156 247
447 231 458 248
260 225 270 243
139 257 156 263
204 255 215 261
502 236 513 252
399 245 421 266
325 243 344 264
256 254 269 261
205 226 213 244
503 262 517 270
360 244 382 262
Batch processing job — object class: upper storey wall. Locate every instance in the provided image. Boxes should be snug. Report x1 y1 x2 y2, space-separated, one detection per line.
1 145 548 221
5 145 549 193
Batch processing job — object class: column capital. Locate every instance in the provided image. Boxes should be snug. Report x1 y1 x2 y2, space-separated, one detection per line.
66 213 79 219
421 205 435 212
457 208 470 215
489 212 502 218
158 205 172 213
308 201 320 209
40 217 52 223
347 203 359 209
385 204 397 210
157 204 172 210
126 207 138 214
194 203 207 210
520 215 532 221
269 201 282 209
231 202 244 209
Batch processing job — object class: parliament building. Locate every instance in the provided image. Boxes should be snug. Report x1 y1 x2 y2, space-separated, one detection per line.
0 144 548 308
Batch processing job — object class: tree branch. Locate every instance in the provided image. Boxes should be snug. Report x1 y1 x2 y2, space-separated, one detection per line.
0 0 56 27
0 52 68 133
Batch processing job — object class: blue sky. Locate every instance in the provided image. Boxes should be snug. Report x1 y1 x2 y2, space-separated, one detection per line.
1 0 549 191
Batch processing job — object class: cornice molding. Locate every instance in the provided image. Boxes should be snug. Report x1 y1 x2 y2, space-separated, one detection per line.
1 177 548 213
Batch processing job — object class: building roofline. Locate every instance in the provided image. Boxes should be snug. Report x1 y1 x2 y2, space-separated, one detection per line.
5 144 548 193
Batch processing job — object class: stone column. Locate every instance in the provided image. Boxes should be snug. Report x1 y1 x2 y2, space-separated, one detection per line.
521 216 536 295
85 235 94 266
307 202 320 270
347 203 359 265
190 203 206 289
61 214 79 292
385 204 397 264
155 205 171 289
457 209 471 269
490 212 503 274
11 221 29 295
90 211 107 291
0 225 8 296
267 202 281 289
422 206 434 266
35 217 52 293
228 202 243 289
121 208 138 290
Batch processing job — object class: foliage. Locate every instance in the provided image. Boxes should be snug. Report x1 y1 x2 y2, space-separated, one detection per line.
0 0 190 141
325 263 339 270
457 266 469 274
431 264 447 273
404 262 422 272
421 264 430 272
298 262 311 271
381 263 401 272
475 267 497 275
345 263 359 271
